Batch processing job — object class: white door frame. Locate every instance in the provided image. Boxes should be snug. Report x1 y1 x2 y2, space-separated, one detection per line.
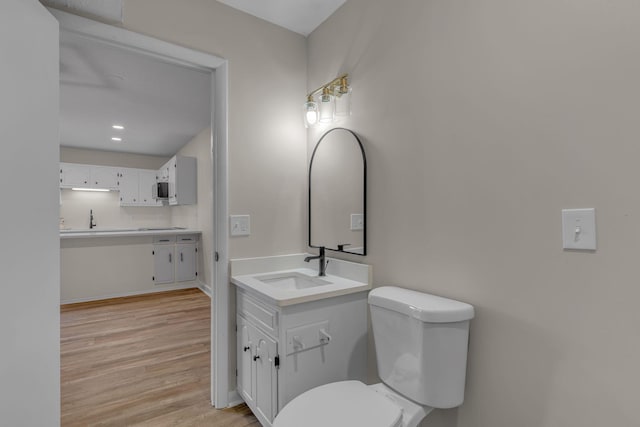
50 9 231 408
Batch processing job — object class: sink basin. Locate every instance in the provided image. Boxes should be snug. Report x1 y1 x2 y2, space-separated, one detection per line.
255 272 331 290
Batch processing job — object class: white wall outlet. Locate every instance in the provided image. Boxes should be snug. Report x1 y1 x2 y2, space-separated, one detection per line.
562 208 596 250
351 213 364 231
230 215 250 236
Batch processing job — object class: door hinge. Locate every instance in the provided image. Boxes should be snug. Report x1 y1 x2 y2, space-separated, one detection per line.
275 355 280 369
215 252 219 262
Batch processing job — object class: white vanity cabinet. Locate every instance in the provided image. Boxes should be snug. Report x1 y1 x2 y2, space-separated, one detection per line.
235 287 368 427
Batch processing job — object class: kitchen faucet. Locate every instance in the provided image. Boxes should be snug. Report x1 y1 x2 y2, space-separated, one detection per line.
89 209 96 229
304 246 328 277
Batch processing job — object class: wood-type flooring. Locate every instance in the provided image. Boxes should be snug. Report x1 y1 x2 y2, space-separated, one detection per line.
60 288 259 426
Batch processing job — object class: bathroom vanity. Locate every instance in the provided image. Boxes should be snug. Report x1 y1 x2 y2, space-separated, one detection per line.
231 254 371 426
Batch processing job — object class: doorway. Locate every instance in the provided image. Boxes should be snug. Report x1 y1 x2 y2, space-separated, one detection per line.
52 8 231 409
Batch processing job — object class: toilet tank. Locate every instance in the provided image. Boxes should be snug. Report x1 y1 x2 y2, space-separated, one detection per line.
368 287 474 409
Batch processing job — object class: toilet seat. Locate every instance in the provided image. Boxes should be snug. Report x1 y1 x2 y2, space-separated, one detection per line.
273 381 403 427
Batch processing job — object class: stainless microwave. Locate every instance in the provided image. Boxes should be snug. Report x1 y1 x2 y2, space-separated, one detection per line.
152 182 169 200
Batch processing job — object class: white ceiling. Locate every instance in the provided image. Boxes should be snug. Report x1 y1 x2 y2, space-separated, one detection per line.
217 0 347 36
60 32 211 156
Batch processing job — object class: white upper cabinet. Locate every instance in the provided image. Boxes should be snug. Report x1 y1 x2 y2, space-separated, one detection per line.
60 163 91 188
91 166 119 189
118 168 139 205
138 170 162 206
60 163 119 190
160 155 197 206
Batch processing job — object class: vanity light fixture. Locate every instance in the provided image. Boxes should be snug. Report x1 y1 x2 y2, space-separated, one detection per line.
71 188 110 192
303 74 351 127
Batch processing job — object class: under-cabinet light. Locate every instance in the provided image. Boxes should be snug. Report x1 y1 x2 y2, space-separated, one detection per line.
71 188 110 192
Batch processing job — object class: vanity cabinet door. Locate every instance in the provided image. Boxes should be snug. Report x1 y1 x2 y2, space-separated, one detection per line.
237 316 255 407
253 326 279 423
175 243 197 282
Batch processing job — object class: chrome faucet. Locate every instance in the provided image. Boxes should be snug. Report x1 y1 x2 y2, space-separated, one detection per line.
89 209 96 229
304 246 328 277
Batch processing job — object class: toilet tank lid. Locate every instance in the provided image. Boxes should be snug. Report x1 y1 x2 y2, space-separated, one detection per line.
369 286 475 323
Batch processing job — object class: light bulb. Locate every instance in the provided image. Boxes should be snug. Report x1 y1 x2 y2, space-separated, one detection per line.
303 100 319 128
318 92 335 123
335 85 352 117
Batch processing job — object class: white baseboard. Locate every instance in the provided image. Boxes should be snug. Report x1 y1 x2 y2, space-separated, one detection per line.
61 282 199 305
227 390 244 408
198 281 212 298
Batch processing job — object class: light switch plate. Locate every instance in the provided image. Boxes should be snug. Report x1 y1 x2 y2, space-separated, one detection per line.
230 215 250 236
350 213 364 231
562 208 596 250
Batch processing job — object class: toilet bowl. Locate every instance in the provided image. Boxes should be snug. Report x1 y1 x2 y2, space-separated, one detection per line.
272 286 474 427
273 381 432 427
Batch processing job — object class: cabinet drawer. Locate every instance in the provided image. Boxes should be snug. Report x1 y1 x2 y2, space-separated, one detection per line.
177 234 198 243
237 291 278 338
153 235 176 244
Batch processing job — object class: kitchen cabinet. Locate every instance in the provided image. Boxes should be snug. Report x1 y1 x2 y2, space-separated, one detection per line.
91 166 118 189
153 242 175 284
160 155 197 206
138 170 162 206
118 168 162 207
153 235 199 285
175 242 197 282
118 168 139 205
60 163 119 190
60 163 90 188
235 288 367 427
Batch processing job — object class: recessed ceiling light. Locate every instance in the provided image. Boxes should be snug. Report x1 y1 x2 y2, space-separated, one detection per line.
111 137 123 142
112 125 124 130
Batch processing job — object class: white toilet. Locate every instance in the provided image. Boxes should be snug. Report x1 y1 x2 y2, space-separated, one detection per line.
272 286 475 427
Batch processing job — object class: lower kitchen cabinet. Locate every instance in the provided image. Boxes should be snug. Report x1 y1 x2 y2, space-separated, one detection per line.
235 288 368 426
153 244 175 284
176 243 197 282
153 235 199 285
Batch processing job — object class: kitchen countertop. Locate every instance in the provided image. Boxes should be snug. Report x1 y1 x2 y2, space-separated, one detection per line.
59 227 201 239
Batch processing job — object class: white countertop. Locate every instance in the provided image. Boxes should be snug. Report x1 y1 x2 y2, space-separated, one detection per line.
230 254 371 307
59 227 201 239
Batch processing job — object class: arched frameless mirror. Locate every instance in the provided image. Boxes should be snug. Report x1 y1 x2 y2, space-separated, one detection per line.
309 128 366 255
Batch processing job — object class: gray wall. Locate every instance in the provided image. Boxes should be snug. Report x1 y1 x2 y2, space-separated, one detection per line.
123 0 309 259
0 1 60 425
308 1 640 426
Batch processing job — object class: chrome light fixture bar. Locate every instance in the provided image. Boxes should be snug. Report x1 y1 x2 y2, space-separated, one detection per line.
303 74 351 128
